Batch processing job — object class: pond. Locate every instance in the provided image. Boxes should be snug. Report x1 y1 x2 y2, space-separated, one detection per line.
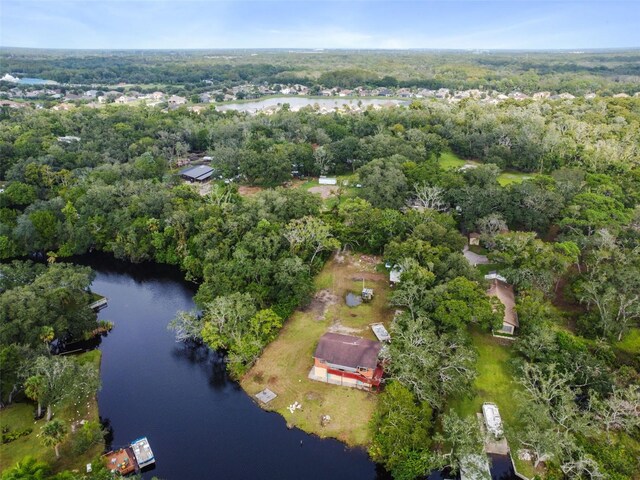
345 292 363 307
79 255 383 479
215 96 407 114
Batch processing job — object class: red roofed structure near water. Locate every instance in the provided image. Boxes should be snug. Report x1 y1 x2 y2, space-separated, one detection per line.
309 333 384 391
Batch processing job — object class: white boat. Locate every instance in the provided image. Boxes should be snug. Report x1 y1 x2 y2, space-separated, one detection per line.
131 437 155 469
482 402 503 437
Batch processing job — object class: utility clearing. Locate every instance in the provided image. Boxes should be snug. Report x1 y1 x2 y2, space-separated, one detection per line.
241 252 394 447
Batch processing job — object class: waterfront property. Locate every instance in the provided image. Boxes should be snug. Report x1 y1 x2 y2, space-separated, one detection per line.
309 333 383 391
102 437 155 475
241 252 394 446
180 165 214 182
103 447 137 475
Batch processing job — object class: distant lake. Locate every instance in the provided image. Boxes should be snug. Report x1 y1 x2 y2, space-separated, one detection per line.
215 96 407 113
17 77 57 85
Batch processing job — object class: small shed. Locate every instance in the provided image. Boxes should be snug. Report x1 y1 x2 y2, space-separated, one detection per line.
361 287 374 302
468 232 481 246
319 176 337 185
180 165 214 182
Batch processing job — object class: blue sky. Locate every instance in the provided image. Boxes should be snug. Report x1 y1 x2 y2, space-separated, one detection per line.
1 1 638 50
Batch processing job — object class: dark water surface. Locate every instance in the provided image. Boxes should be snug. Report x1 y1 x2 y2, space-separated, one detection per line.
80 256 381 479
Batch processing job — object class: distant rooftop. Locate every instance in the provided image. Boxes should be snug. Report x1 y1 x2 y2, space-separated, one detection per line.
180 165 214 181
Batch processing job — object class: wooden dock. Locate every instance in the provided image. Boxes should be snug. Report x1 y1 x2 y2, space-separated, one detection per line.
102 447 137 475
89 297 108 311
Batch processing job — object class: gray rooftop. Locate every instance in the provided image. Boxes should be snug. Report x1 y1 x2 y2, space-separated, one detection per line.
180 165 214 181
314 333 381 370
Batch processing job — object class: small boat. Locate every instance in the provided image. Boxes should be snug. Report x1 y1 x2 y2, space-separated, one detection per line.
131 437 155 469
482 402 503 437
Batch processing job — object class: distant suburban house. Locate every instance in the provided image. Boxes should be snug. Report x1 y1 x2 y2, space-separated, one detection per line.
168 95 187 106
309 333 383 391
318 176 337 185
180 165 214 182
485 273 519 335
468 232 481 246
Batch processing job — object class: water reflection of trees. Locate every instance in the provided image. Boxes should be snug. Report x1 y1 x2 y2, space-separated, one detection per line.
171 341 229 389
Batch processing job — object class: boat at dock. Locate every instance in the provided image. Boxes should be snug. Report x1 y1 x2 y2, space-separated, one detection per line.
102 437 155 475
482 402 503 438
131 437 155 469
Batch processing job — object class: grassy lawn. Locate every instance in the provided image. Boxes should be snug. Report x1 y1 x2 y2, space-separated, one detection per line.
0 350 103 474
294 175 361 211
497 171 537 186
449 330 537 478
438 151 538 187
438 151 475 170
476 263 499 276
616 327 640 355
241 252 394 447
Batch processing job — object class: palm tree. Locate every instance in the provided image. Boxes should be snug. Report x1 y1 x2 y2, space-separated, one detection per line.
24 375 45 419
41 419 67 459
1 456 50 480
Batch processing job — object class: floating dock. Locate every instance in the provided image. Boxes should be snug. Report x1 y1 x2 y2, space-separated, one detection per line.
102 447 137 475
89 296 108 311
131 437 155 469
102 437 155 475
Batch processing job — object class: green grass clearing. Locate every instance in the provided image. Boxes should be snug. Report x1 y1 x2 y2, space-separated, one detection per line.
241 252 394 447
438 151 476 170
438 151 538 186
0 350 103 474
497 171 538 186
448 330 537 478
616 327 640 355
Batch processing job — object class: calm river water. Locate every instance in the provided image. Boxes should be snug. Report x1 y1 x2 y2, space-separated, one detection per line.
81 256 383 479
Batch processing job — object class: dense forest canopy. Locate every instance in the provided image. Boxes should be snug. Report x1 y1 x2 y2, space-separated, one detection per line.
2 48 640 95
1 86 639 479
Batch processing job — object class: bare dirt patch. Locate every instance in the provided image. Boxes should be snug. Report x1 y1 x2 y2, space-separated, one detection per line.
308 185 340 199
350 272 386 282
328 319 366 336
302 289 339 320
238 185 264 197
